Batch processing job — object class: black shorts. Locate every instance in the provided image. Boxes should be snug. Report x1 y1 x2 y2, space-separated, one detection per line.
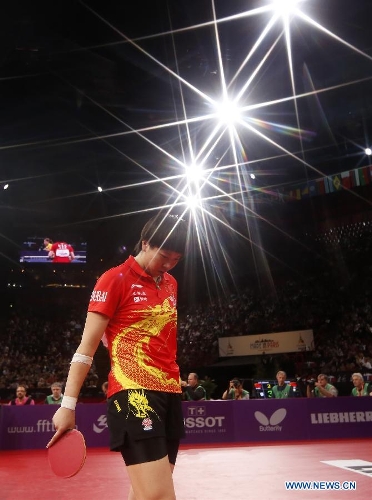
107 389 185 466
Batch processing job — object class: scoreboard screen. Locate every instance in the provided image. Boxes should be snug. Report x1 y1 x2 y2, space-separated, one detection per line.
253 380 299 398
19 235 87 265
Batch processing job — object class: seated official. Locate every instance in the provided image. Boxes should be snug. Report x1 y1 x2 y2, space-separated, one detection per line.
307 374 338 398
8 385 35 406
272 370 294 399
44 382 63 404
181 372 206 401
222 379 249 400
351 372 372 396
102 381 108 398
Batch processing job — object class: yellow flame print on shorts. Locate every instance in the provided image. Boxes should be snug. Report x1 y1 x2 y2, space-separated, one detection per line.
128 389 160 420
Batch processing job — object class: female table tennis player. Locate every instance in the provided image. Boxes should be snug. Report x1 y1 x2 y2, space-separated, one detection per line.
47 212 189 500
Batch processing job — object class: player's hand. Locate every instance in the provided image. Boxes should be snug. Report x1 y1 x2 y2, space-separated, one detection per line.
180 381 187 387
46 407 76 448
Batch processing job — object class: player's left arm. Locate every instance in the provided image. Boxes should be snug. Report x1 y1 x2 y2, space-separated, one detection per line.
69 245 75 261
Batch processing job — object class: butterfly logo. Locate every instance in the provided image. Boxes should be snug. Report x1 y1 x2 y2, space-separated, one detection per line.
254 408 287 426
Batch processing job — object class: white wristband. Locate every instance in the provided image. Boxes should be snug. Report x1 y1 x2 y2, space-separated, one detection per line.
61 395 77 411
71 352 93 366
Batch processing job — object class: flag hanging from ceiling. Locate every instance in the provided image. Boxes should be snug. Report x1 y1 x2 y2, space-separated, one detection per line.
276 165 371 202
341 171 351 189
327 175 342 193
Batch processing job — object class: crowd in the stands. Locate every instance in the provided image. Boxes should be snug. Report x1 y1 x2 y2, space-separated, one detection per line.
176 220 372 380
0 308 99 397
1 220 372 399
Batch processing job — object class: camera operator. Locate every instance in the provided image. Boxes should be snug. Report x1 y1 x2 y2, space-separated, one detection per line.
222 379 249 400
307 374 338 398
272 370 294 399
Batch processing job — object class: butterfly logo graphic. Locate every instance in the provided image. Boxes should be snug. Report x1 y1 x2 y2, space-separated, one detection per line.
254 408 287 426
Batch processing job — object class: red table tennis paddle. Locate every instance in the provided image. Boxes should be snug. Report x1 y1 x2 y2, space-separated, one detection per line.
48 429 86 478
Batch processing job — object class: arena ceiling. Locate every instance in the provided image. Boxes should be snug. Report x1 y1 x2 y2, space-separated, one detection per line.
1 0 372 287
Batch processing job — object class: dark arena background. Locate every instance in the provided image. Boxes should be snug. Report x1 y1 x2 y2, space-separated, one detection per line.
1 1 372 498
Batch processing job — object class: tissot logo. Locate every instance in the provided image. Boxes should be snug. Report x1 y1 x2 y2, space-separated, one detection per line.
184 406 226 431
187 406 206 416
254 408 287 431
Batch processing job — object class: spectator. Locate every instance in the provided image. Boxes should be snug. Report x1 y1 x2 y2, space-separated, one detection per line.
102 381 108 398
181 372 206 401
272 370 294 399
351 373 372 397
44 382 63 404
8 385 35 406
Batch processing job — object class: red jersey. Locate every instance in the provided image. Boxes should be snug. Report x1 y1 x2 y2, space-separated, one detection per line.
8 397 35 406
88 256 181 398
50 242 74 263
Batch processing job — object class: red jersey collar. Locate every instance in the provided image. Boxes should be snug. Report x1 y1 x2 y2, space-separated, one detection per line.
127 255 171 284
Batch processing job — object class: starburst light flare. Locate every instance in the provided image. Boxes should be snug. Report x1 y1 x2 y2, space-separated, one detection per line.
271 0 305 17
10 0 370 297
214 99 242 126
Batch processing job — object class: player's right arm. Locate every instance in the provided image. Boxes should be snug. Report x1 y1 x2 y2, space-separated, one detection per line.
47 312 109 448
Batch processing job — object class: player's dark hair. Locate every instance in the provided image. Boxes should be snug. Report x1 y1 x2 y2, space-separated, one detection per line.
134 213 188 255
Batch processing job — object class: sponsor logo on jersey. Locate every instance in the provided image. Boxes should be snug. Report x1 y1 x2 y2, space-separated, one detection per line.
90 290 108 302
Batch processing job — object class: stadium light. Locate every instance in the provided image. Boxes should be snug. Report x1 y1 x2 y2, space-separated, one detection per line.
215 99 242 126
272 0 303 16
186 163 204 184
365 147 372 156
184 194 201 211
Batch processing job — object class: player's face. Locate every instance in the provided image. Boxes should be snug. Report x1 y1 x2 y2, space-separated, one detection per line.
142 244 182 278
